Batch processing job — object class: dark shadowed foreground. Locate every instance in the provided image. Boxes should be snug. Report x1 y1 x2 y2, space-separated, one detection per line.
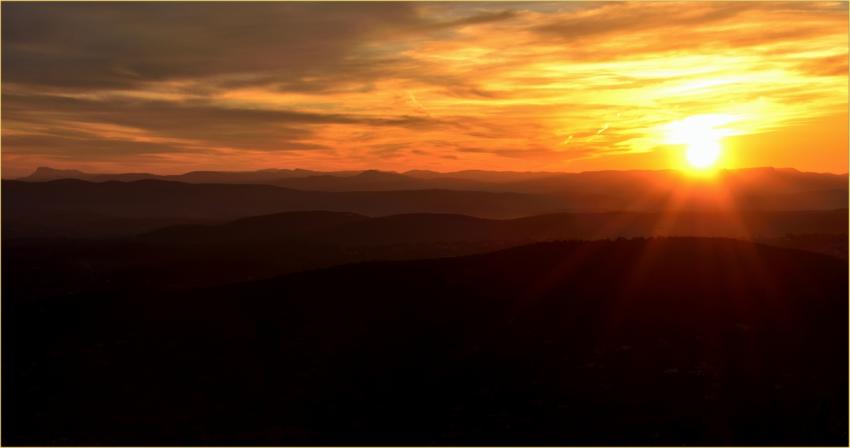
5 238 847 446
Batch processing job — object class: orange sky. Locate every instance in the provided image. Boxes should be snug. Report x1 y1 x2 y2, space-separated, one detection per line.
2 2 848 177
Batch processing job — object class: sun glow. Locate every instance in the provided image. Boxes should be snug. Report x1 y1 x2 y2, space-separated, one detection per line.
664 115 737 172
685 140 721 169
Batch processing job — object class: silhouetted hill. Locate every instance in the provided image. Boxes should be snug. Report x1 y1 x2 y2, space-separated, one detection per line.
2 209 218 239
6 168 848 238
2 179 566 224
722 167 848 194
738 188 849 210
142 209 848 246
495 168 849 210
143 211 369 243
19 166 558 185
403 169 557 182
18 167 848 208
22 166 160 182
755 233 848 260
23 166 97 181
6 238 847 444
270 170 489 191
172 168 348 183
8 209 846 303
495 167 847 194
16 166 574 192
20 166 359 184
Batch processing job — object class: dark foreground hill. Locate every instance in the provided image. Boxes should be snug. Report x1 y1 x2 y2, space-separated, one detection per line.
143 209 849 245
7 210 846 303
5 238 847 445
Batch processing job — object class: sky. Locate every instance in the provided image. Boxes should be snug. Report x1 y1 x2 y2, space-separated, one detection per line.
2 1 848 177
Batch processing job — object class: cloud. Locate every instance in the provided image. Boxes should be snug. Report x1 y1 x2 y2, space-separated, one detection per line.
2 2 847 175
3 134 189 159
795 54 849 77
528 2 846 62
2 3 522 94
2 3 427 90
2 92 448 156
429 9 520 30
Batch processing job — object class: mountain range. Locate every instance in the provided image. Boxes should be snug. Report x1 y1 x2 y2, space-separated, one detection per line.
5 165 848 445
18 166 559 185
5 167 848 239
19 166 848 196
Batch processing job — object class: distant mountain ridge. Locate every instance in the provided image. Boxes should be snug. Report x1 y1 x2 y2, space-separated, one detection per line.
21 166 362 184
20 165 847 193
17 166 847 207
18 166 559 192
5 169 848 239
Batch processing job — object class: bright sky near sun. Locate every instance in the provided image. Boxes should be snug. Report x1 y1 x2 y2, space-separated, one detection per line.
2 2 847 177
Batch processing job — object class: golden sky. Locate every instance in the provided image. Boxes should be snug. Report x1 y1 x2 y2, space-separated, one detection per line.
2 2 847 177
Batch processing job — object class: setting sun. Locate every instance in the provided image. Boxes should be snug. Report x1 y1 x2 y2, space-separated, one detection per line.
664 115 736 171
685 140 722 169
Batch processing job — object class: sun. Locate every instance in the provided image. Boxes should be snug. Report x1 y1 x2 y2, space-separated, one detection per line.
685 140 721 169
664 115 734 172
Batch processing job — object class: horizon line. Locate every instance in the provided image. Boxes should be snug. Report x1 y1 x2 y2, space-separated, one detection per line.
9 165 849 180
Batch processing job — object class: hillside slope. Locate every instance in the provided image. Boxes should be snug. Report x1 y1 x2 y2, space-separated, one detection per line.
2 179 565 224
6 238 847 445
143 209 849 245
